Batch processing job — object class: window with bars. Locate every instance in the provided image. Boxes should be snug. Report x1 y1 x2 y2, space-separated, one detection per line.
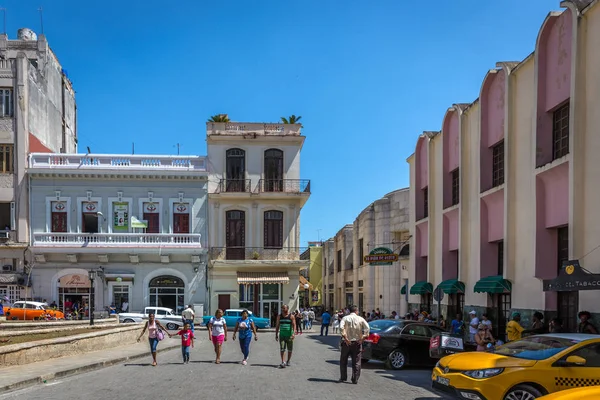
0 145 14 174
358 280 364 288
451 168 459 205
497 240 504 276
423 187 429 218
492 141 504 187
0 89 13 117
264 210 283 248
552 103 570 160
359 238 364 266
337 250 342 272
557 226 569 274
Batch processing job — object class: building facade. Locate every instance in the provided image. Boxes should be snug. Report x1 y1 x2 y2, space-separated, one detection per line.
407 0 600 337
28 153 208 314
322 188 411 316
0 28 77 302
206 122 310 317
299 242 323 308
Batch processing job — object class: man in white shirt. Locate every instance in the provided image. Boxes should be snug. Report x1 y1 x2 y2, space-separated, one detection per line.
182 304 195 332
338 305 370 384
468 310 479 343
121 301 129 313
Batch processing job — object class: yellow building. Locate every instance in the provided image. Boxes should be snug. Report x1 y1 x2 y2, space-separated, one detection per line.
299 243 323 308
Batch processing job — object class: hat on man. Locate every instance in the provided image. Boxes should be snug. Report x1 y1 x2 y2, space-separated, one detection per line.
469 310 477 315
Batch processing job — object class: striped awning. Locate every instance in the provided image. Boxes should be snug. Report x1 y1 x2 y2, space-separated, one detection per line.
237 272 290 285
299 275 313 290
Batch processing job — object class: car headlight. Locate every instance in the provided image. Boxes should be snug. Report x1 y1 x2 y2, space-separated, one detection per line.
462 368 504 379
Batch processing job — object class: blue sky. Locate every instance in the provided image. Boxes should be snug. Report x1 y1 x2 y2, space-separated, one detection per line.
8 0 557 246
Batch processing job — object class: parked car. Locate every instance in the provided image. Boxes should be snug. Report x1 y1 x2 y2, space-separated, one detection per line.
3 301 65 320
119 306 184 330
538 387 600 400
201 309 271 329
361 319 445 369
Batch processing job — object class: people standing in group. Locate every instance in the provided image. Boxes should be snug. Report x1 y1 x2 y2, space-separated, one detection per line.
475 323 495 352
338 305 370 384
232 309 258 365
450 313 465 336
308 308 315 329
182 304 195 333
530 312 546 334
276 304 296 368
506 312 526 342
437 315 447 330
481 313 492 331
320 309 331 336
578 311 598 334
137 313 168 366
467 311 479 343
549 317 564 333
207 309 228 364
170 322 194 364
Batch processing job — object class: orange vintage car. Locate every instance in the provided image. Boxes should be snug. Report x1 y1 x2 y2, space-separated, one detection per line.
3 301 65 320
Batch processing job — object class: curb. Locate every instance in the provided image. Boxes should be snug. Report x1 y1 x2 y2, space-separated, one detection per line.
0 342 180 395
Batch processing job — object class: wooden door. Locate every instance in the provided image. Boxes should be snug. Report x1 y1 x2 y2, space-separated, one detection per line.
264 149 283 192
558 291 579 333
173 213 190 234
144 213 160 233
226 210 245 260
218 294 231 311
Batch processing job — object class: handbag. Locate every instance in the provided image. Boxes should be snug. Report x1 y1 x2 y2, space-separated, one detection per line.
156 327 165 341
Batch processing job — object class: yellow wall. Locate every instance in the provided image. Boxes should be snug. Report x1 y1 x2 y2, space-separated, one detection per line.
308 246 323 305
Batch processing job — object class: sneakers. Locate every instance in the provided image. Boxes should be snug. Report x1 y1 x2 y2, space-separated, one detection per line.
286 361 291 367
279 362 286 368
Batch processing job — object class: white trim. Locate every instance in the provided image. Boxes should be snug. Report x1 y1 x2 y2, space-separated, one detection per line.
45 197 72 233
142 268 189 307
168 198 194 234
137 197 164 232
107 197 133 233
107 281 133 307
76 197 103 233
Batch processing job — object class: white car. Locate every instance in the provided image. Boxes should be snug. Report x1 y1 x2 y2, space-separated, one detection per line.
119 306 184 330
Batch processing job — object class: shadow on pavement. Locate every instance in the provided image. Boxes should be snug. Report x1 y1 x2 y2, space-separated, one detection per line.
305 334 341 352
307 378 341 383
191 360 240 364
250 364 279 369
123 363 151 367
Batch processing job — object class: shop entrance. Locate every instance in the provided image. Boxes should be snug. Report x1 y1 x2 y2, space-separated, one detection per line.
239 283 282 318
149 275 185 313
58 273 91 318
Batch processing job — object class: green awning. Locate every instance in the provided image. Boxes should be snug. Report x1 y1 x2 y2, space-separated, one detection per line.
410 281 433 295
401 284 407 295
474 275 512 294
437 279 465 294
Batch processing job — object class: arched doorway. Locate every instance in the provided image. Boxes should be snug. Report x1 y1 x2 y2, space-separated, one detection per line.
149 275 185 313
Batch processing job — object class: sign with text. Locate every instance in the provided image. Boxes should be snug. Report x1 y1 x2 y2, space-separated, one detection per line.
59 274 90 288
364 247 399 266
543 259 600 292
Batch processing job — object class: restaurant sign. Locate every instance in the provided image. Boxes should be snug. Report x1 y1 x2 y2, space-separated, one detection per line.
59 274 91 288
364 247 399 266
543 260 600 292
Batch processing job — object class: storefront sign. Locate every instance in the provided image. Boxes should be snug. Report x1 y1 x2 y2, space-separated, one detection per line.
113 202 129 232
543 260 600 291
364 247 399 266
59 274 90 288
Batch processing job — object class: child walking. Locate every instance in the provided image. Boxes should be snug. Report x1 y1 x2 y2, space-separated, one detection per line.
170 322 194 364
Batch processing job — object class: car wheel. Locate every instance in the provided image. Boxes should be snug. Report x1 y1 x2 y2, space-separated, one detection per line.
386 349 407 370
166 323 178 330
504 385 543 400
122 318 135 323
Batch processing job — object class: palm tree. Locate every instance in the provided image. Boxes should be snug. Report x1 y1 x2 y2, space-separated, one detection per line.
281 115 302 124
208 114 230 123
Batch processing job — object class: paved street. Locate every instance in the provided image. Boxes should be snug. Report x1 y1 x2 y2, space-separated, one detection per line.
1 331 449 400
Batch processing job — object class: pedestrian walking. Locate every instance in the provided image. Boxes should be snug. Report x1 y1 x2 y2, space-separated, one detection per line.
294 310 303 335
320 310 331 336
170 322 194 364
207 309 228 364
275 304 296 368
338 305 369 384
308 308 315 329
233 309 258 365
137 313 168 366
182 304 195 332
302 309 310 330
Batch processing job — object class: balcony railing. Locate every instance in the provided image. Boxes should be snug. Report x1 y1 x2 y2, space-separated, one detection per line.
207 122 301 137
33 232 202 247
209 247 308 261
255 179 311 193
28 153 207 171
215 179 252 193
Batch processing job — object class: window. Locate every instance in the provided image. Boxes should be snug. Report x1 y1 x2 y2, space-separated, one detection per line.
451 168 459 205
358 280 364 288
492 140 504 187
225 148 246 192
51 201 68 233
264 210 283 248
423 187 429 218
566 344 600 367
0 89 13 117
337 250 342 272
143 202 160 234
345 281 353 289
111 285 129 310
0 145 13 174
264 149 284 192
552 103 570 160
557 226 569 273
497 240 504 276
173 203 190 234
81 202 98 233
239 284 255 312
358 238 364 265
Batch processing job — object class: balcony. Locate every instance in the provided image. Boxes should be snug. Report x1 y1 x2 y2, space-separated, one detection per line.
209 247 307 261
255 179 311 194
207 122 301 137
214 179 252 193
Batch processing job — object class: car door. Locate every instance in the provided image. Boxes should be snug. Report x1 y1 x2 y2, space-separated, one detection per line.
553 342 600 393
401 324 433 365
9 302 25 320
24 302 39 320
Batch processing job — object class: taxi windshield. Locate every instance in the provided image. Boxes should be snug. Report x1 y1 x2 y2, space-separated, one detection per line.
494 336 577 360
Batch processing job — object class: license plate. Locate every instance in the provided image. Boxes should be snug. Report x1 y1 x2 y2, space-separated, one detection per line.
436 376 450 386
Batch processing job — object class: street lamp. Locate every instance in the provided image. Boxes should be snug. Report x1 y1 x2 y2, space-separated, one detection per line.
303 283 310 309
88 270 96 326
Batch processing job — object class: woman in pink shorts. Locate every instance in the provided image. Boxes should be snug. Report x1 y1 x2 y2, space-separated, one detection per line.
207 309 227 364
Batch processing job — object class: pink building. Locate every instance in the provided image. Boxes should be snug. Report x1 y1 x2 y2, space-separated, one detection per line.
406 0 600 338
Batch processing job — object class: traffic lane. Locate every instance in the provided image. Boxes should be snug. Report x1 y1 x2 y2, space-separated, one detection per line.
2 332 449 400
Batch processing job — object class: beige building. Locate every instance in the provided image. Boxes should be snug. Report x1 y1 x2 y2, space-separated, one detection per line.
407 0 600 337
322 188 411 316
206 121 310 318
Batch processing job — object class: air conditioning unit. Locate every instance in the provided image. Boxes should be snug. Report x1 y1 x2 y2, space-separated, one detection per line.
0 231 9 239
2 265 12 271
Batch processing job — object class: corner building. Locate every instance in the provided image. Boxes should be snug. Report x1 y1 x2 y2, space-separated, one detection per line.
407 0 600 338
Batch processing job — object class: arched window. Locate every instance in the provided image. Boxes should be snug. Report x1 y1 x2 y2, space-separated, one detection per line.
149 275 185 312
264 210 283 249
226 210 245 260
264 149 283 192
226 148 246 192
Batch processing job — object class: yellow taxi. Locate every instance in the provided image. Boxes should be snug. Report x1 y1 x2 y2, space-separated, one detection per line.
537 386 600 399
431 334 600 400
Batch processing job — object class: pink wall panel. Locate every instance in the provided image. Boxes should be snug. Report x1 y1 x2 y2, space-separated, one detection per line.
483 189 504 242
417 222 429 257
539 162 569 228
445 208 459 251
544 9 572 112
484 71 506 147
417 138 429 189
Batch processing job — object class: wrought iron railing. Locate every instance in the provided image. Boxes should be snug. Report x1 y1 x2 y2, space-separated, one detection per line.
215 179 252 193
209 247 308 261
255 179 310 193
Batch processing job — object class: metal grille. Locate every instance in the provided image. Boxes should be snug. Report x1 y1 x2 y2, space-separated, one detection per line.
552 103 570 160
451 168 459 205
423 187 429 218
492 140 504 187
557 227 569 274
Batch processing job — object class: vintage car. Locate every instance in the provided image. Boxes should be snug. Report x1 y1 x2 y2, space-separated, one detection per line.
119 306 185 330
201 309 271 329
3 301 65 320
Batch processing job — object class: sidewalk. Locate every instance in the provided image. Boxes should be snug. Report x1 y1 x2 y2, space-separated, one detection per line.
0 336 180 394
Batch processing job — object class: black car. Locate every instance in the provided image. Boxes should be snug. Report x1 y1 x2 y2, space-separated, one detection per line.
362 320 445 370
